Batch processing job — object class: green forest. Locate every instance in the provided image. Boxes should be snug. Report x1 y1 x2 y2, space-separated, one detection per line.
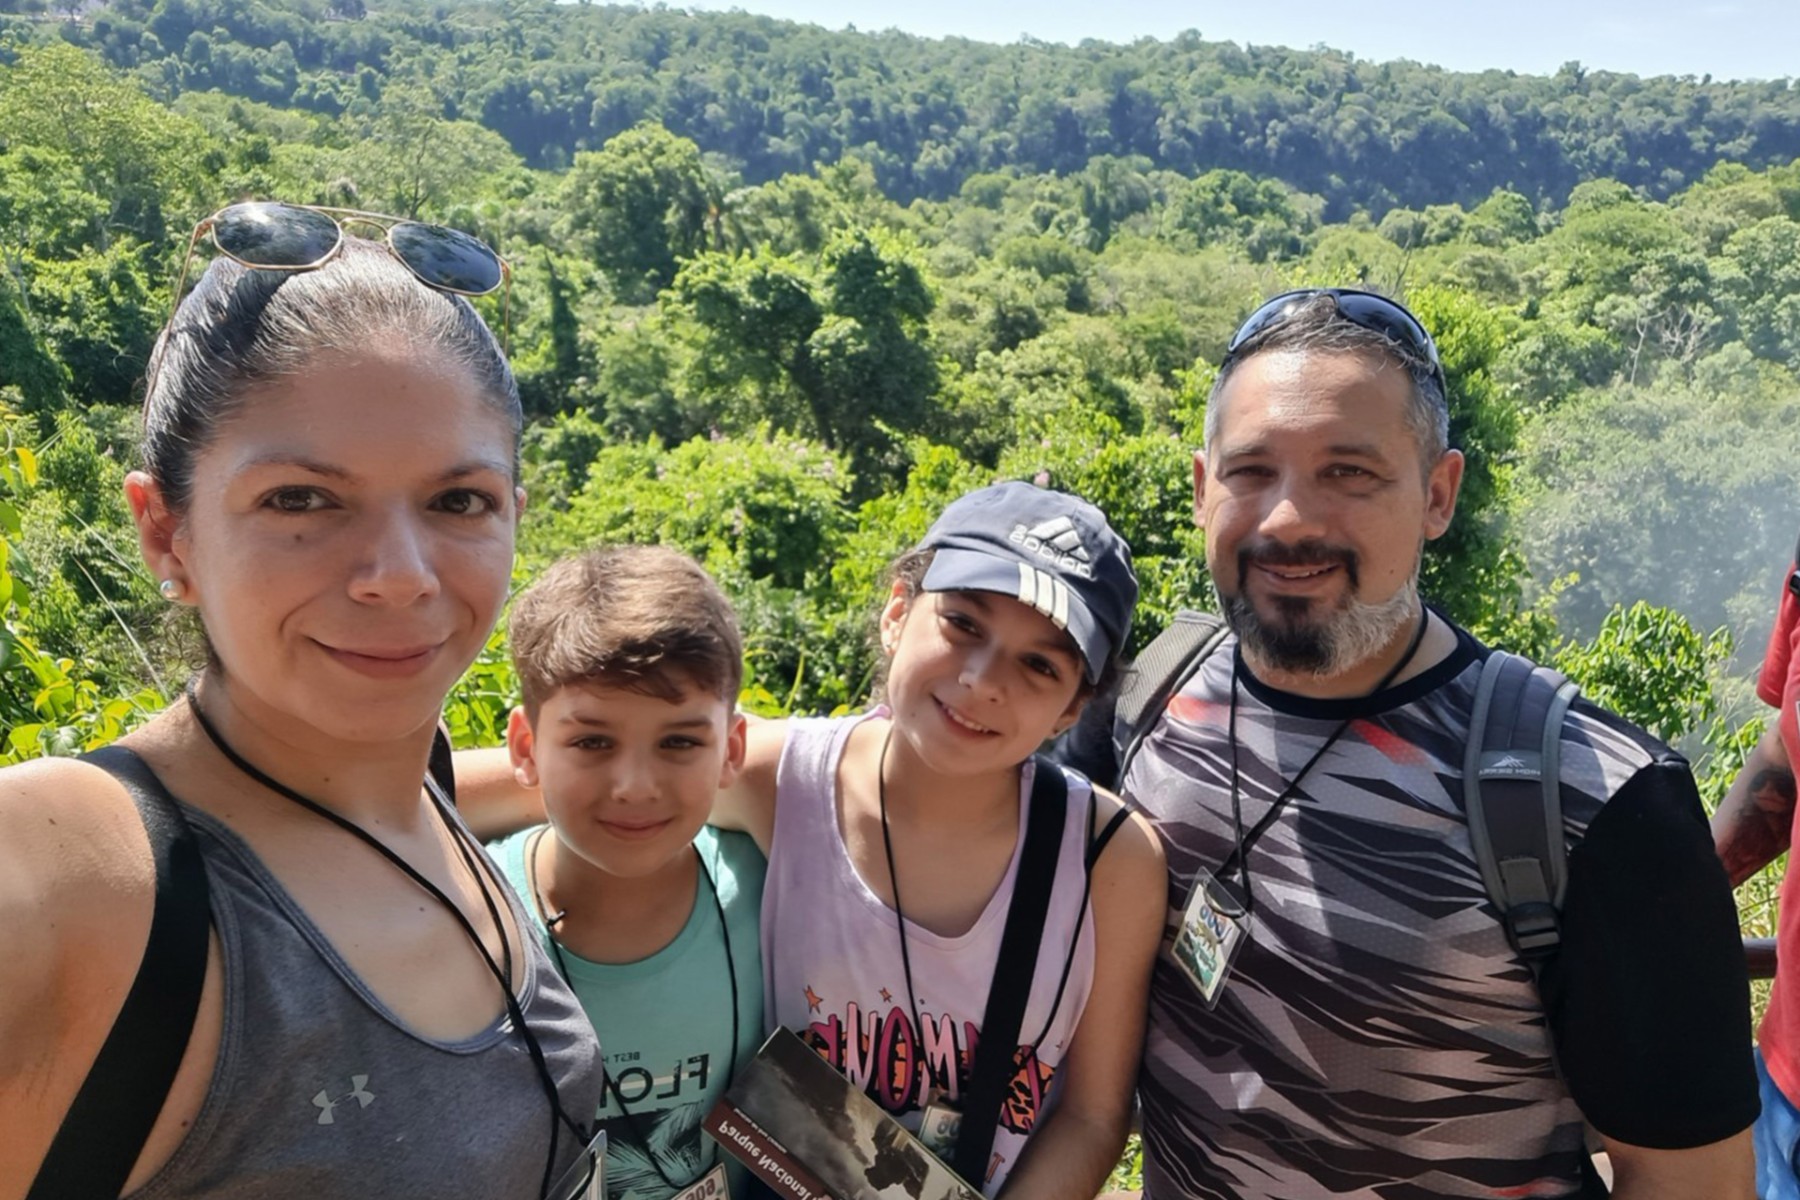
3 5 1800 950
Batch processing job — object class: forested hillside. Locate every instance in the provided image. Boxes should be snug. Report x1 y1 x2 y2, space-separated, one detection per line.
2 17 1799 920
5 0 1800 214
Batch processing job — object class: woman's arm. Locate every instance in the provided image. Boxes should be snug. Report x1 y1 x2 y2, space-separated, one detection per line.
0 758 160 1199
996 790 1166 1200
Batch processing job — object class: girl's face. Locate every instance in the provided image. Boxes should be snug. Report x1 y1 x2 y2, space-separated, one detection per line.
879 585 1089 777
129 345 522 746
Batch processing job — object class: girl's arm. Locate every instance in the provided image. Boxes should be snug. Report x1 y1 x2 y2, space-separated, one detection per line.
453 717 789 850
994 788 1166 1200
711 718 787 854
452 744 546 840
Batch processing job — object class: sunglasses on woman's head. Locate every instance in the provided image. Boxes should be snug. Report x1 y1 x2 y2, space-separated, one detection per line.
148 201 512 397
1224 287 1446 395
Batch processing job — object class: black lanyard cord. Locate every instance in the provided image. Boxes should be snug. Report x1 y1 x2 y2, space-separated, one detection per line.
1223 607 1430 917
878 728 1086 1090
528 827 741 1194
182 683 587 1200
877 725 930 1061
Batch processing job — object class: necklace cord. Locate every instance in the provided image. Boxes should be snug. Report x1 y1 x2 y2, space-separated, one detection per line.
182 682 585 1199
1224 606 1432 917
877 725 929 1063
528 827 741 1193
877 726 1088 1096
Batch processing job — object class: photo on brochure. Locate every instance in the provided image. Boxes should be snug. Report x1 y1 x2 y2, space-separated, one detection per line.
704 1027 984 1200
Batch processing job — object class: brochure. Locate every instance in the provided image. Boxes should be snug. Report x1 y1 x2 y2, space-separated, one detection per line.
703 1027 985 1200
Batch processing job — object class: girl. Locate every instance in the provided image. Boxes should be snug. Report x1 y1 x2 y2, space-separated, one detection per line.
718 480 1166 1199
0 203 603 1200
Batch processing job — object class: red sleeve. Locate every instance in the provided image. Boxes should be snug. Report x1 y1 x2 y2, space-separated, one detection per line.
1759 569 1800 710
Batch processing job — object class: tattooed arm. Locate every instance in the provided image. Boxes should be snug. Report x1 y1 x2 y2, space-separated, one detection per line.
1711 725 1796 888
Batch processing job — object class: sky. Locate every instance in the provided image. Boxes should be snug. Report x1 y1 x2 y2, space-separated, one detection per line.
674 0 1798 82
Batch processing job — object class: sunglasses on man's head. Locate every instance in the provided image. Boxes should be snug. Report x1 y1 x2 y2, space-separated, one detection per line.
151 201 512 391
1224 288 1446 394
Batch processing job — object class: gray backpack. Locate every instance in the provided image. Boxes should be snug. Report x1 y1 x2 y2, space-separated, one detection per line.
1110 610 1582 973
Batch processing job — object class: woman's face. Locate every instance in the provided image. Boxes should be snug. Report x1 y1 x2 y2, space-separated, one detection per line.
133 345 522 745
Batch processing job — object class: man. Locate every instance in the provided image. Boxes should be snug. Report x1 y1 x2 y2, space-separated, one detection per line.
1114 290 1758 1198
1714 548 1800 1200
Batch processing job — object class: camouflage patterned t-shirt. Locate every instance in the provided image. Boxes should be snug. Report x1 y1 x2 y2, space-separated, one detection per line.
1122 625 1756 1200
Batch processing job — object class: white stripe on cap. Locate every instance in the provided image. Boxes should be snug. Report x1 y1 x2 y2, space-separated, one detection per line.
1016 563 1070 629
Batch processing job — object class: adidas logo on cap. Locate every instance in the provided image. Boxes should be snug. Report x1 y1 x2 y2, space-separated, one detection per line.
1009 516 1096 579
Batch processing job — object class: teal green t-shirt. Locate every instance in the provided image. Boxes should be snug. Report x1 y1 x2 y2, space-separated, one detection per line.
495 825 766 1200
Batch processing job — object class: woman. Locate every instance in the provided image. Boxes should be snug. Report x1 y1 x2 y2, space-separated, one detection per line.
0 204 603 1200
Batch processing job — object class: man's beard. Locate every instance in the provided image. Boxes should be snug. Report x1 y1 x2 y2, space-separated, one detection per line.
1219 541 1420 679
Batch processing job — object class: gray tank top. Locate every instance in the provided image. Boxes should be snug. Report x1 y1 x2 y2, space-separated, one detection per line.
125 773 605 1200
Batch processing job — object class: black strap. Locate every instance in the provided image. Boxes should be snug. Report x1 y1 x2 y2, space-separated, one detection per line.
951 755 1069 1186
1788 524 1800 598
1086 804 1133 870
428 723 457 807
1112 610 1229 785
29 746 212 1200
1463 651 1580 970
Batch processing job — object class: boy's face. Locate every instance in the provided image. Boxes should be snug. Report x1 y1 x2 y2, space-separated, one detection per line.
879 586 1088 776
508 680 746 879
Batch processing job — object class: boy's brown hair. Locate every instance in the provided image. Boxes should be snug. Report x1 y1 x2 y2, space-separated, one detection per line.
510 544 743 716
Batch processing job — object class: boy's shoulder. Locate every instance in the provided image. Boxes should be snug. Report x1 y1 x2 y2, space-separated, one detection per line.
698 823 767 886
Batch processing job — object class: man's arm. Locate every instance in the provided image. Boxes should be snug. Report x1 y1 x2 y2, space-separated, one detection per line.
1712 724 1794 887
1550 756 1759 1199
996 794 1165 1200
1602 1130 1753 1200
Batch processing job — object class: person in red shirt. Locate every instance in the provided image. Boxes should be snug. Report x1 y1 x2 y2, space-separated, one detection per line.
1715 554 1800 1200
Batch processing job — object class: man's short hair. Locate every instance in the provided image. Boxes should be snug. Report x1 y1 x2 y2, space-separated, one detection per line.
1204 293 1450 469
510 544 743 716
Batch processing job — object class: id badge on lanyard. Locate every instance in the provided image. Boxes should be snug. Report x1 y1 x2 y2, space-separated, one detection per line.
547 1129 608 1200
918 1101 963 1160
1170 867 1248 1009
669 1163 730 1200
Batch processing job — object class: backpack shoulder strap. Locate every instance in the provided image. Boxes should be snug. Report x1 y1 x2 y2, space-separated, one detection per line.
29 746 212 1200
1112 609 1230 783
951 755 1068 1187
428 723 456 807
1462 651 1581 976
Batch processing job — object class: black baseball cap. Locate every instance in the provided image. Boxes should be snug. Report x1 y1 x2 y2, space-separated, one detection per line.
916 481 1137 683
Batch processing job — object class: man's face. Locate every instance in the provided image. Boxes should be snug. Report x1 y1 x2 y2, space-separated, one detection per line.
1196 348 1463 681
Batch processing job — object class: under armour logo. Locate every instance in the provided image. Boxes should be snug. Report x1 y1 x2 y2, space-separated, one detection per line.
1009 519 1097 579
312 1075 376 1124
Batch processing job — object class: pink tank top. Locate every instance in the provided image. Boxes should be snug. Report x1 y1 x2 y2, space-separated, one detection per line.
760 713 1098 1196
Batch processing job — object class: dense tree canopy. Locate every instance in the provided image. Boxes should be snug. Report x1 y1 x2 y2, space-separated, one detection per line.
3 0 1799 217
1 33 1797 822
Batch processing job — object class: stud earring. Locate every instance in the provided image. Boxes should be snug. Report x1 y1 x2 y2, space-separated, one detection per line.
159 578 185 602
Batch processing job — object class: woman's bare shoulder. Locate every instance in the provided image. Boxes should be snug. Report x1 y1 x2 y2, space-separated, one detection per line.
0 753 165 1189
0 752 156 883
0 754 160 960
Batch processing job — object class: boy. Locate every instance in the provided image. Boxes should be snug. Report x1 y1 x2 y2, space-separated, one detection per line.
493 545 763 1200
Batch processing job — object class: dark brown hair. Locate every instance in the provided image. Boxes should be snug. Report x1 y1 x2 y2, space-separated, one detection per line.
143 236 521 514
1207 292 1447 471
510 544 743 716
